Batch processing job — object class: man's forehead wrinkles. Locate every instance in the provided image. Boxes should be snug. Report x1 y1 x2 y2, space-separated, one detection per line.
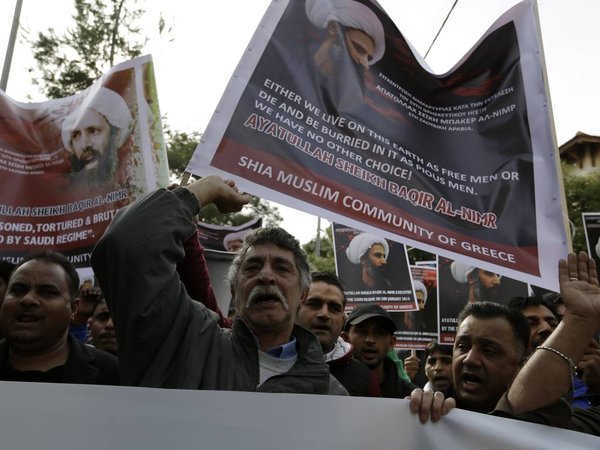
272 255 294 264
244 255 264 264
244 253 293 263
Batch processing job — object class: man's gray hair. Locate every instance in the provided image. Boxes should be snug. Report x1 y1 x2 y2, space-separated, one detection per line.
227 227 311 292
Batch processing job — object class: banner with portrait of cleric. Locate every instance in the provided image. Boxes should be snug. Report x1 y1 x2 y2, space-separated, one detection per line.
437 256 529 344
187 0 568 291
197 216 262 252
332 223 416 316
0 55 168 269
582 213 600 271
394 263 439 350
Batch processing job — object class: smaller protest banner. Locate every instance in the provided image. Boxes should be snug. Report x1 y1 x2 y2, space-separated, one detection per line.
0 55 168 269
333 222 415 311
394 264 439 350
197 217 262 252
437 256 529 344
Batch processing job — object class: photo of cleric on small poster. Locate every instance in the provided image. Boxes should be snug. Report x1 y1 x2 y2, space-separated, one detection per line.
332 223 416 311
188 0 568 291
437 256 529 344
394 263 439 350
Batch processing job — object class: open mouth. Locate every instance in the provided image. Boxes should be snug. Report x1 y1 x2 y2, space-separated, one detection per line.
361 347 379 358
16 313 41 323
433 375 452 389
460 372 484 391
252 296 281 306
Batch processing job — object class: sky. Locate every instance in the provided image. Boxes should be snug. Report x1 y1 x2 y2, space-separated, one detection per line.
1 0 599 244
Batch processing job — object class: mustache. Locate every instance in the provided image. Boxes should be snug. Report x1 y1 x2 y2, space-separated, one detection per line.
246 285 288 310
80 147 101 160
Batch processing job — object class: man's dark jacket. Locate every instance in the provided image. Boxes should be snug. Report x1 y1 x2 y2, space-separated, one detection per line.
380 357 418 398
327 342 381 397
91 188 331 394
0 335 119 385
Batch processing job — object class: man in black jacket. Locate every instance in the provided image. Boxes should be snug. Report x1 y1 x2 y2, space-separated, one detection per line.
296 272 380 396
0 250 118 385
343 303 417 398
92 176 337 394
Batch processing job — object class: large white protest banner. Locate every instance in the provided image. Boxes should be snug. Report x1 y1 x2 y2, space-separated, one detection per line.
0 55 168 269
0 382 596 449
187 0 568 291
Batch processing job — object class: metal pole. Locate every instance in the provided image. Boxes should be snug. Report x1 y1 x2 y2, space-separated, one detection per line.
1 0 24 92
315 216 321 257
424 0 458 59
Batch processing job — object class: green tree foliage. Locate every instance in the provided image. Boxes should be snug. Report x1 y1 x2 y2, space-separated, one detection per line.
29 0 145 98
165 128 199 180
562 163 600 252
29 1 281 229
164 128 282 227
303 225 335 273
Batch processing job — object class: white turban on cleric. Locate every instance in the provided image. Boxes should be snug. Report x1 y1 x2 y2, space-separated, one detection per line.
61 86 133 150
450 260 502 284
305 0 385 65
413 279 428 303
223 229 253 251
346 233 389 264
450 260 476 284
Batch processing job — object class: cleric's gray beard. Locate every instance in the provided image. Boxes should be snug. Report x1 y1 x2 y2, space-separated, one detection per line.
472 278 498 302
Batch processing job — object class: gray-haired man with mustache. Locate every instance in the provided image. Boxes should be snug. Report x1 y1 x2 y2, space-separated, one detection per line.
92 175 340 394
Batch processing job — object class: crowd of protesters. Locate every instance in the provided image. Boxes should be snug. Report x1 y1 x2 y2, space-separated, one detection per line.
0 175 599 437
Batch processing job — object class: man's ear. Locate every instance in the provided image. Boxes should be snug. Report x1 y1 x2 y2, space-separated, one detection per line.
340 331 350 343
71 298 80 320
229 289 239 315
300 288 308 303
